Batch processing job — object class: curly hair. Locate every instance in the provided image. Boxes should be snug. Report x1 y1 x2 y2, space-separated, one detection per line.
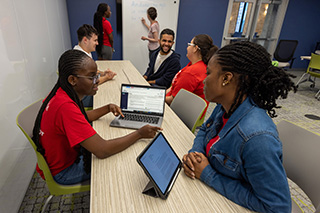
32 50 92 174
214 41 297 118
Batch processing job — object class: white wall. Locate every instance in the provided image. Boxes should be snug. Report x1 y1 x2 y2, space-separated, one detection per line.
0 0 71 211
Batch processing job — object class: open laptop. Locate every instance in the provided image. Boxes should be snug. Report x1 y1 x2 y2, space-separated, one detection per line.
110 84 166 129
137 132 181 199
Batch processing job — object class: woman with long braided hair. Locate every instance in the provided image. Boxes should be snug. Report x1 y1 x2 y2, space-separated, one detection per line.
33 50 160 185
182 41 296 212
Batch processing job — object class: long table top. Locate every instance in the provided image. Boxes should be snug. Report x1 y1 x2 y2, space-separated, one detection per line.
91 60 253 212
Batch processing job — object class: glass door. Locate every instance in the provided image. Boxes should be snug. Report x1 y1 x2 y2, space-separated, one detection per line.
221 0 289 55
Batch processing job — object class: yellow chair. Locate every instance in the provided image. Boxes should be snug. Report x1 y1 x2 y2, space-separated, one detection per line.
296 53 320 99
170 89 207 133
16 99 90 213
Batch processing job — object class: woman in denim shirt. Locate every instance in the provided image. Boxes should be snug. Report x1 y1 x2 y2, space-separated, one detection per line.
182 41 296 213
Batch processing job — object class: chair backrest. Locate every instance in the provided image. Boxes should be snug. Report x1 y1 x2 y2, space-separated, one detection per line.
274 40 298 62
277 120 320 212
170 89 207 133
307 53 320 77
16 99 90 195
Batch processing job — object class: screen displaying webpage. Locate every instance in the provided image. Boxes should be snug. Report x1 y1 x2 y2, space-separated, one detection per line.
121 86 165 114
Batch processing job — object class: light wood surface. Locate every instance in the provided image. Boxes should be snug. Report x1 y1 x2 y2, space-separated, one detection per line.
91 60 253 212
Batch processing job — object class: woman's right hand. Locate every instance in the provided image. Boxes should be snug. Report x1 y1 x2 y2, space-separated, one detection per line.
141 17 146 24
137 125 162 138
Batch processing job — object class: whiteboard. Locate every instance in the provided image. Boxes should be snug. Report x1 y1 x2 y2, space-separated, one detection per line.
123 0 180 74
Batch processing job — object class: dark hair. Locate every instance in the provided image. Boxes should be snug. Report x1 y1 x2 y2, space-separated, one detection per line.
93 3 109 54
77 24 98 42
160 28 175 40
147 7 157 20
32 50 93 174
214 41 297 118
193 34 218 65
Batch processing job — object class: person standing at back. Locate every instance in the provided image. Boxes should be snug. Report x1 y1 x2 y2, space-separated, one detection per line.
141 7 160 60
143 28 181 89
93 3 114 60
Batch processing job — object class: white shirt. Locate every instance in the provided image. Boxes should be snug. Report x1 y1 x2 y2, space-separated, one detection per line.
73 45 92 58
154 50 173 73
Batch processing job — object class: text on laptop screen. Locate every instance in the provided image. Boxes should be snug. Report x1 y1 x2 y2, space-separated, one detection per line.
121 86 165 114
140 133 180 194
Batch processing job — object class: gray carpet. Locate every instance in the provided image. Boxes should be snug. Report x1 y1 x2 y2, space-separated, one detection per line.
18 70 320 213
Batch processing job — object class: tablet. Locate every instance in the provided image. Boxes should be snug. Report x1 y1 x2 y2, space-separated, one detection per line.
137 132 182 199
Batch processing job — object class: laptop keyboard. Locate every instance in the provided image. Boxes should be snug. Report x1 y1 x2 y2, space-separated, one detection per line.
120 113 160 124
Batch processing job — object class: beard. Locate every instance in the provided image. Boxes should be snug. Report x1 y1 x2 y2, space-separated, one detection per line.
160 45 172 54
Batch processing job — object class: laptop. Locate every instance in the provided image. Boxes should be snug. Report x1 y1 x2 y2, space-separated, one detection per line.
110 84 166 129
137 132 181 199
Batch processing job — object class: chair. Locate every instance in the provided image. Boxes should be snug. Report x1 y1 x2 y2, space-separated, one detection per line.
170 89 207 133
277 120 320 212
274 40 298 68
16 99 90 213
295 53 320 99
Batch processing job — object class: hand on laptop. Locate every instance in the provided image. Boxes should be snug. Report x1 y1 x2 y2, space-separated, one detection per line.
107 104 124 117
137 125 162 138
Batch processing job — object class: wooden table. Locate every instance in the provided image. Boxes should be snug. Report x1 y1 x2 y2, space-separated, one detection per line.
91 60 253 212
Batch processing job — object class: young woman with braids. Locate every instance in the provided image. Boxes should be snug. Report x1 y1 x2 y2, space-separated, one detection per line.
182 41 296 212
33 50 160 185
93 3 114 60
166 34 218 109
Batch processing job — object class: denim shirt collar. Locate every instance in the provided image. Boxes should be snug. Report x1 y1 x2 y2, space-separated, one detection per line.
218 97 257 139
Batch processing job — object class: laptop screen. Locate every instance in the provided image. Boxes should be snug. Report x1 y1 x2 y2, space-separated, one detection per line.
120 84 166 115
138 132 181 194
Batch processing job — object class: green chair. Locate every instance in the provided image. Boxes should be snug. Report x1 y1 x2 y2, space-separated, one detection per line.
170 89 207 133
16 99 90 213
296 53 320 99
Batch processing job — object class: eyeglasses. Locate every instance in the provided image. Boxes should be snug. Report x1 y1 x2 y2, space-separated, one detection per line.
74 73 100 84
187 43 200 50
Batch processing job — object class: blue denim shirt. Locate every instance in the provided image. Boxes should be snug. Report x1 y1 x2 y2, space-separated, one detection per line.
190 98 291 213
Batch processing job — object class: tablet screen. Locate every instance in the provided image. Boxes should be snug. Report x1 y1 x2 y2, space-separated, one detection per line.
139 133 181 194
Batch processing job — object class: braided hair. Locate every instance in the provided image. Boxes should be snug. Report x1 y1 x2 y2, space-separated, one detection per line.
32 50 93 174
193 34 218 65
214 41 296 118
93 3 109 55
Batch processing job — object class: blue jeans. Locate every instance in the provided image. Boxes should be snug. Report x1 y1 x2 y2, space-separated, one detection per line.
53 156 91 185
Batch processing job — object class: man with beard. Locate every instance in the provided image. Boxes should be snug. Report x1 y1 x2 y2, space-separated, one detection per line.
143 28 181 88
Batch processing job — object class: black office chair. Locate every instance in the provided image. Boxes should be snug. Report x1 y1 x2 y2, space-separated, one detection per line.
274 40 298 69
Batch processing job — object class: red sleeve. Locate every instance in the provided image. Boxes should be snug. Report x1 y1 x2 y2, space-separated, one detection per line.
55 102 96 147
103 19 113 35
171 72 198 97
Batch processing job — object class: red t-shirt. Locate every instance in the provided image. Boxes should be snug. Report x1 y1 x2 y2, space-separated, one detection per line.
167 61 209 118
102 18 113 47
206 114 229 156
36 88 96 179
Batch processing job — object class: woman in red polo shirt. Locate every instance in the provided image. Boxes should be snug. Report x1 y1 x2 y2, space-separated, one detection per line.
32 50 160 185
166 34 218 116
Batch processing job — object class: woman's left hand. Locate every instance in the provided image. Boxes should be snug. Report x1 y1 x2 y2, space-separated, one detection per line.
141 36 147 41
188 152 209 179
107 104 124 117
